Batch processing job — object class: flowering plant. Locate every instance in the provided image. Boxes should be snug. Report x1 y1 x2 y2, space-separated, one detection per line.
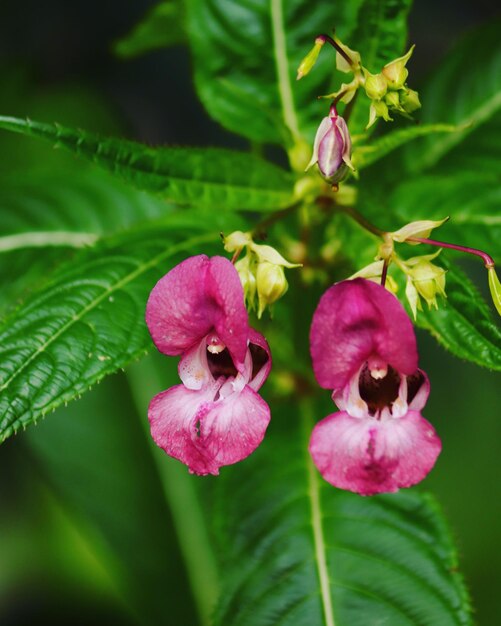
0 1 499 625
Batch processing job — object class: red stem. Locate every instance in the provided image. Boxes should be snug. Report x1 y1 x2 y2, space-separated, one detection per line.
316 34 354 68
408 237 495 268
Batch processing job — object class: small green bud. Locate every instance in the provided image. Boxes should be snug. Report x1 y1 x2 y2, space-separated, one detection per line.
488 266 501 317
297 38 324 80
256 261 289 318
385 91 402 110
400 87 421 113
235 255 257 310
366 100 392 129
363 69 387 100
403 252 447 317
382 45 415 89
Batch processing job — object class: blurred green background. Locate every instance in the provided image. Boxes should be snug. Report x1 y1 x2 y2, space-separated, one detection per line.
0 1 499 624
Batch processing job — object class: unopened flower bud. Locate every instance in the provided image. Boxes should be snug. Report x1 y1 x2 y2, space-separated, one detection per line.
297 38 325 80
363 70 387 100
367 100 392 129
403 252 447 317
400 87 421 114
382 45 415 89
256 261 288 317
487 266 501 317
306 107 355 184
385 91 402 110
235 255 257 310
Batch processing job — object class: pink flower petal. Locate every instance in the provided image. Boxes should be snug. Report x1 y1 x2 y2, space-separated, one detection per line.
318 122 343 178
310 279 418 392
309 410 442 496
146 255 249 370
206 256 249 370
148 383 270 476
198 385 270 473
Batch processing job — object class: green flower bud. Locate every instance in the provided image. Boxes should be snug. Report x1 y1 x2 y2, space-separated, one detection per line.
403 252 447 317
400 87 421 113
366 100 392 129
385 91 402 110
256 261 289 318
297 38 324 80
235 255 257 310
363 69 387 100
382 45 415 89
488 266 501 317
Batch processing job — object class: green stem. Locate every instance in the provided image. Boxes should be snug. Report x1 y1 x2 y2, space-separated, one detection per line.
126 357 219 626
301 399 336 626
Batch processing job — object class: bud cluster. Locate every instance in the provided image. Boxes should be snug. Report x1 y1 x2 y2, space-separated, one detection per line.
223 231 301 318
297 35 421 130
351 218 449 318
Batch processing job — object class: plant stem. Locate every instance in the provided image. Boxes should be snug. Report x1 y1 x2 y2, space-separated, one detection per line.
301 399 336 626
252 201 301 238
317 33 353 68
381 258 389 287
408 237 495 268
338 206 385 237
126 358 219 626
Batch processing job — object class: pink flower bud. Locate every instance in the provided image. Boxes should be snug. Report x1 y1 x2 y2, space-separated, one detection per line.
306 107 355 184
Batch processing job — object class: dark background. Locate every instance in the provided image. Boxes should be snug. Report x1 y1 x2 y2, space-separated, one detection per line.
0 1 500 625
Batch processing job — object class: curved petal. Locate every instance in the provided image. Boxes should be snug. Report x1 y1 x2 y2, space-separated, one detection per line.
309 410 441 496
146 256 249 368
146 255 213 356
247 328 272 392
206 256 249 371
149 384 220 476
306 117 331 170
318 123 343 178
407 369 430 411
198 385 270 473
310 279 418 391
149 384 270 476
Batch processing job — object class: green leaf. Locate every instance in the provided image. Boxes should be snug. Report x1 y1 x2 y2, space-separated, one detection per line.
114 1 185 58
0 116 295 212
186 0 366 144
389 173 501 262
414 262 501 371
210 402 472 626
354 123 460 170
0 169 173 239
406 21 501 173
24 372 198 625
0 223 223 443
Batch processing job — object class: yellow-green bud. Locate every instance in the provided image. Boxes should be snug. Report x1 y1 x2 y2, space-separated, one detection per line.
405 256 447 315
297 38 324 80
235 256 257 310
382 45 414 89
363 69 387 100
366 100 392 129
400 87 421 113
385 91 402 109
488 266 501 317
256 261 289 317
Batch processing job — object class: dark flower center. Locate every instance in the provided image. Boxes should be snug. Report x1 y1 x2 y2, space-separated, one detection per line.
206 342 269 382
359 363 400 416
207 348 238 379
406 370 425 404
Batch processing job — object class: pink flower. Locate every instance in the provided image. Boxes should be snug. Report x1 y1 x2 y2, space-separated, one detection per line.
146 255 271 475
309 278 441 495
